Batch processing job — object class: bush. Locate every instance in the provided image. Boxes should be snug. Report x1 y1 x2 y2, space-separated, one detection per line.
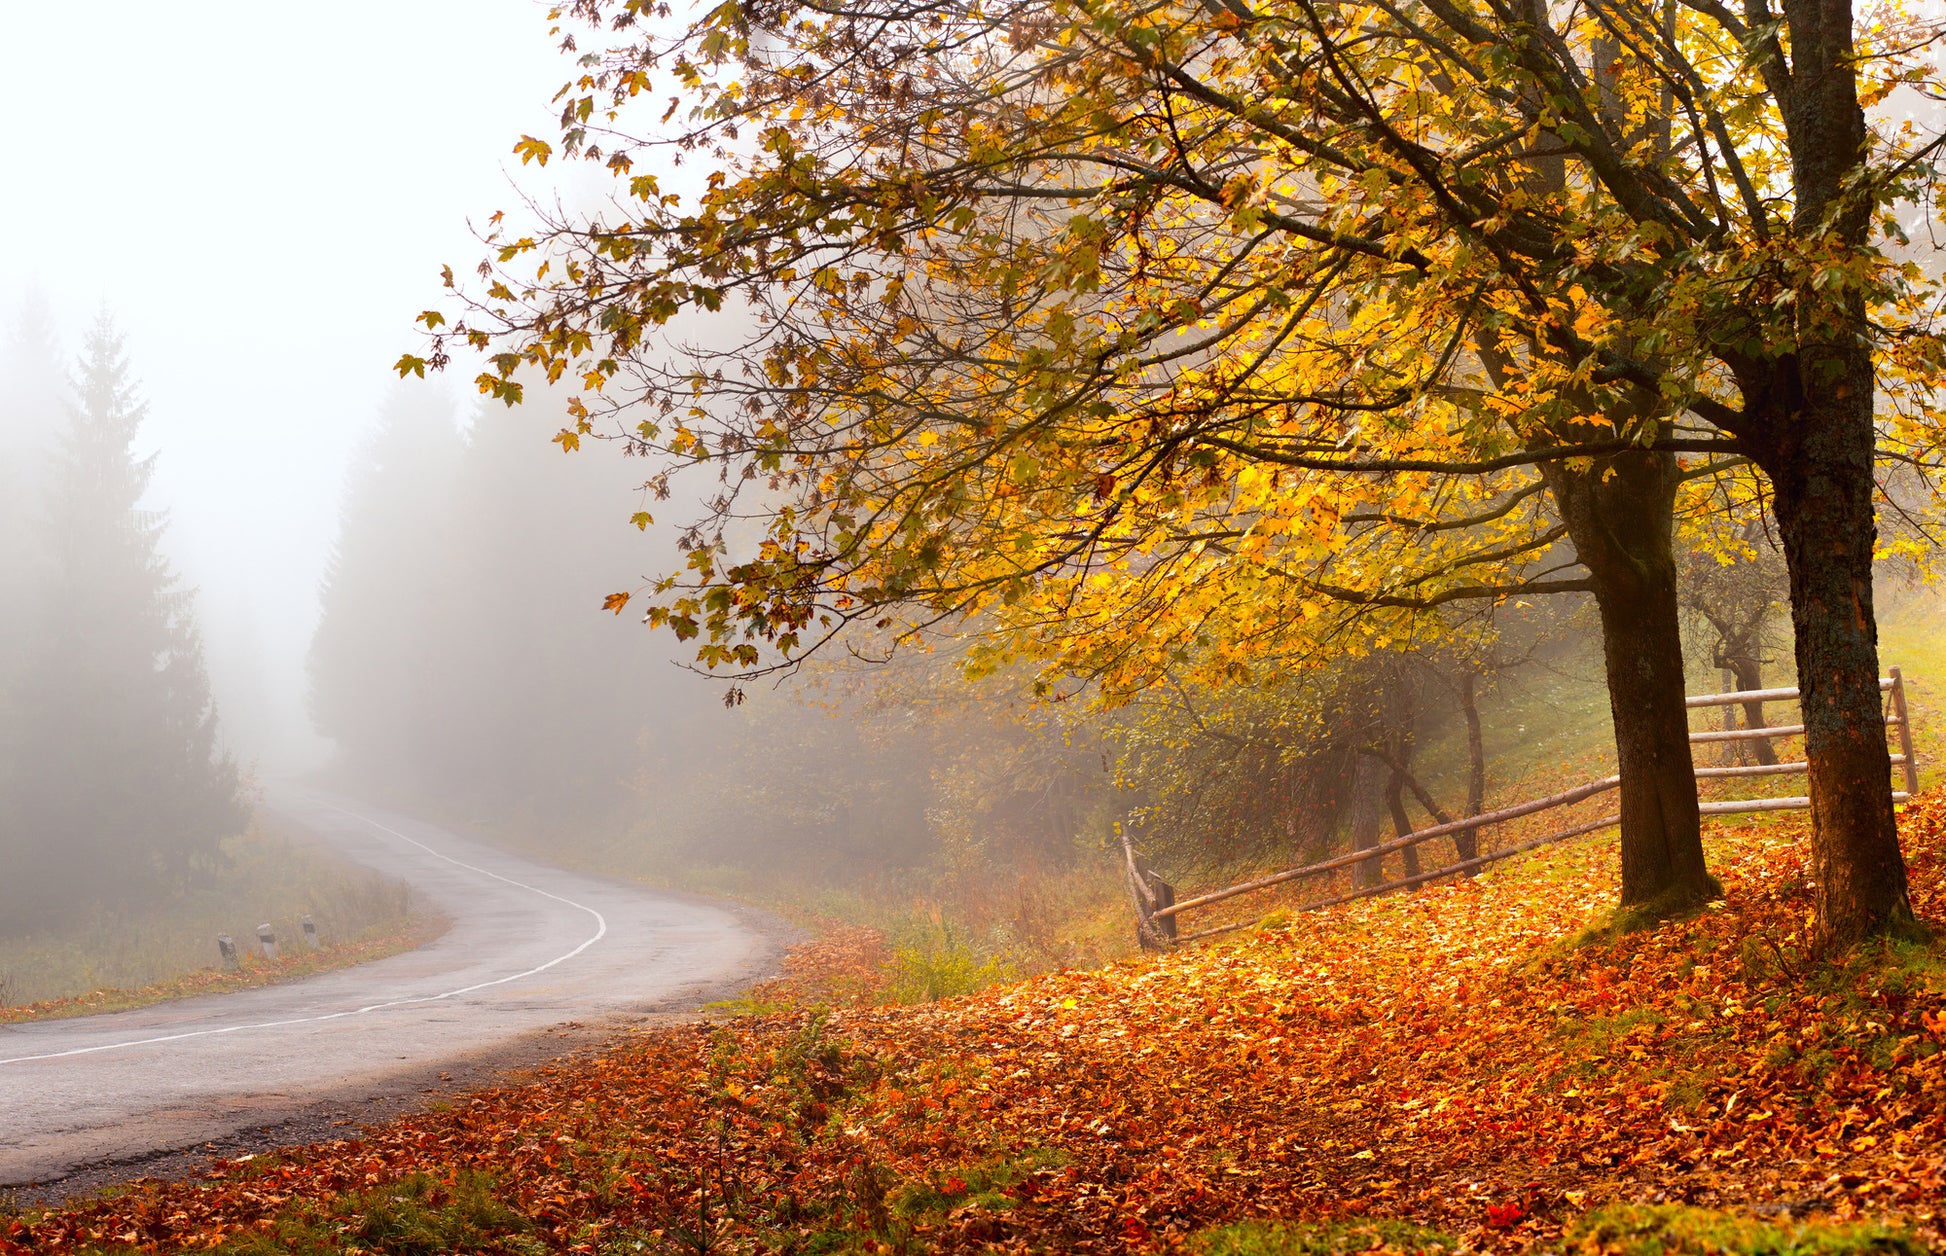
884 916 1014 1003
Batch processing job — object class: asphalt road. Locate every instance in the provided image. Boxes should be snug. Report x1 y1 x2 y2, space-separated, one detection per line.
0 788 781 1192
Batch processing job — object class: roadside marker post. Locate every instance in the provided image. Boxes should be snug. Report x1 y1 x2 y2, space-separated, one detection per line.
257 924 278 961
301 915 320 949
216 934 238 970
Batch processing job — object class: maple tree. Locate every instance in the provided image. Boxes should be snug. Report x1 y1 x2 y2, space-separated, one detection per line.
406 0 1946 940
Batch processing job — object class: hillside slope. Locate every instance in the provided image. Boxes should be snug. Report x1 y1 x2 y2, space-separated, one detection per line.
10 800 1946 1254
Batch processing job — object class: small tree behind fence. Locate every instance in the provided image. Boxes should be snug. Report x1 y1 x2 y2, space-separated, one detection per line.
1128 670 1921 948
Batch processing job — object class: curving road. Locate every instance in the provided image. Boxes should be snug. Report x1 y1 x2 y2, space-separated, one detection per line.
0 788 781 1192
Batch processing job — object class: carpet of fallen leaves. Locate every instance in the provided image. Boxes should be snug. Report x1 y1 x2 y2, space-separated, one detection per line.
10 801 1946 1254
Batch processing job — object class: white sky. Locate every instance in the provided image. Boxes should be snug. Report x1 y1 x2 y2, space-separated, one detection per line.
0 1 583 767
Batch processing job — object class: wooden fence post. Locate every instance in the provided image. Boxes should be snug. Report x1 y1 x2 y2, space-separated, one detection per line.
1121 826 1176 951
1148 871 1178 944
1150 672 1918 940
1891 667 1921 798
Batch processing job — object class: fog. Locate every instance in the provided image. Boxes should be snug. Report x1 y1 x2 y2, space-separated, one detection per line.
4 1 1067 951
0 1 579 771
0 2 1884 981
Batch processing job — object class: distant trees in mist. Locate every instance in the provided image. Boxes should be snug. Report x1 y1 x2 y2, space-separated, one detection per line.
0 309 245 931
305 380 1572 918
310 381 704 822
307 381 1125 889
303 391 1767 934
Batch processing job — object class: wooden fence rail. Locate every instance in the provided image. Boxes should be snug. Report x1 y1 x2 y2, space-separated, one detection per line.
1129 669 1921 948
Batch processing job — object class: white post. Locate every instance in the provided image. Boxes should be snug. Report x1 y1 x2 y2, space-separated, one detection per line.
217 934 238 970
257 923 278 961
301 914 320 950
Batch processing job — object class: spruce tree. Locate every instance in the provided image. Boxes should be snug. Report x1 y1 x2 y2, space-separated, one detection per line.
308 384 461 789
1 312 244 928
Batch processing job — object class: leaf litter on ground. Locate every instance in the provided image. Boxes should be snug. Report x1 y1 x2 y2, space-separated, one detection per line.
9 795 1946 1254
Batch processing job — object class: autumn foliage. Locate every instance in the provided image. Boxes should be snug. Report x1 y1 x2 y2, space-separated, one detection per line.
11 800 1946 1253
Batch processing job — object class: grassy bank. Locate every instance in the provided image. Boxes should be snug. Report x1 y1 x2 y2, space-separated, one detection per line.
0 813 437 1019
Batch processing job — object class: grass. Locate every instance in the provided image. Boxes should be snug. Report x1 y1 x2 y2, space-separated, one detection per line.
1570 878 1728 948
1556 1003 1671 1062
1190 1218 1458 1255
0 917 445 1025
882 914 1016 1003
444 798 1135 1000
1870 582 1946 794
0 813 435 1018
1565 1203 1926 1255
891 1147 1071 1219
197 1171 540 1256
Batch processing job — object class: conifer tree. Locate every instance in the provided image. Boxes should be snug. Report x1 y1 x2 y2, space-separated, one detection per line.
309 381 690 816
308 384 463 788
2 312 244 927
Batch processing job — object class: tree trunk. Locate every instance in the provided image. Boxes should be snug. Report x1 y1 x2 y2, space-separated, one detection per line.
1724 0 1915 945
1759 345 1913 944
1458 671 1486 866
1348 752 1387 889
1727 657 1778 766
1543 448 1717 912
1385 767 1422 881
1720 666 1747 766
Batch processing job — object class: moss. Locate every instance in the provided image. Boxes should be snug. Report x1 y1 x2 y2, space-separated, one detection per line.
1567 1203 1923 1255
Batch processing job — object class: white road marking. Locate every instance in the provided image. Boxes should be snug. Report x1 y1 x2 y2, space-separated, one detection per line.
0 799 608 1067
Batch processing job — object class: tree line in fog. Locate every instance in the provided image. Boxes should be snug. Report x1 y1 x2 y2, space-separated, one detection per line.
0 307 243 931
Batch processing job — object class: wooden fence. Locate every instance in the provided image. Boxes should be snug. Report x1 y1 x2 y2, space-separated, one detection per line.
1123 669 1921 949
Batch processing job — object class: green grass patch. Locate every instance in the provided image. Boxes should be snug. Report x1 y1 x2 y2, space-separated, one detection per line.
1571 879 1725 949
1777 932 1946 1072
702 990 802 1017
1566 1203 1924 1254
172 1171 538 1256
892 1146 1070 1218
1812 931 1946 1002
0 815 435 1019
883 917 1015 1003
1555 1005 1671 1064
1190 1217 1457 1255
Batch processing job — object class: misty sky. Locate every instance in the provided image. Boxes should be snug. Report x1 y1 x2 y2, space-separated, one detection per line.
0 1 583 766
